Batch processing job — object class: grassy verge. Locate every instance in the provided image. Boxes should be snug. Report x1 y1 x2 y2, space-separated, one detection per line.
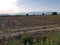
1 30 60 45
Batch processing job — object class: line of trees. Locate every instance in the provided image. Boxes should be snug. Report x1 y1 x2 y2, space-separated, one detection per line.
41 12 57 15
52 12 57 15
0 12 58 17
26 12 58 16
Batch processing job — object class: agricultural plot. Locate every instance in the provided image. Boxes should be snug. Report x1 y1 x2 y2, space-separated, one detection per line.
0 15 60 28
0 15 60 45
0 16 60 35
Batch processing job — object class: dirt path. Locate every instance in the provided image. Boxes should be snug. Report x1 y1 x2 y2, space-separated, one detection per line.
0 25 59 38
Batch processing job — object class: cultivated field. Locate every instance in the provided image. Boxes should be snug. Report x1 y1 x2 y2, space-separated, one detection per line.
0 15 60 45
0 15 60 36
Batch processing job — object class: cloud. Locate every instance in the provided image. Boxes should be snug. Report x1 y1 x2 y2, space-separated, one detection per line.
0 0 60 13
0 0 19 13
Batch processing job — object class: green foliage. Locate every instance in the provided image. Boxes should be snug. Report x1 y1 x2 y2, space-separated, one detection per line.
5 40 18 45
2 31 60 45
21 33 33 45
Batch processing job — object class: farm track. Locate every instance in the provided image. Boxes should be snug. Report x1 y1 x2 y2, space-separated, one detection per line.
0 25 59 37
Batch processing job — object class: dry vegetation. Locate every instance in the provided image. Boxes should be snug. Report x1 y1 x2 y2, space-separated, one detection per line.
0 15 60 45
0 15 60 28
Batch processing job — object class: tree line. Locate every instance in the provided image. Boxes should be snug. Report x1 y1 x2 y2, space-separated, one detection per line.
0 12 58 17
26 12 58 16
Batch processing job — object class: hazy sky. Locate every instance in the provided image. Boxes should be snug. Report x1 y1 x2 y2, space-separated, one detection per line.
0 0 60 13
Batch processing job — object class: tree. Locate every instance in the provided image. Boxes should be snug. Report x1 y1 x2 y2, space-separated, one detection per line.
42 13 44 16
52 12 57 15
26 13 29 16
33 14 35 16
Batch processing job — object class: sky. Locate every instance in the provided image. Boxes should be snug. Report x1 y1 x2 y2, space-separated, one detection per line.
0 0 60 13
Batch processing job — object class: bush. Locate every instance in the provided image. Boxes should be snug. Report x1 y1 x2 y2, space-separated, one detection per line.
21 33 33 45
52 12 57 15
